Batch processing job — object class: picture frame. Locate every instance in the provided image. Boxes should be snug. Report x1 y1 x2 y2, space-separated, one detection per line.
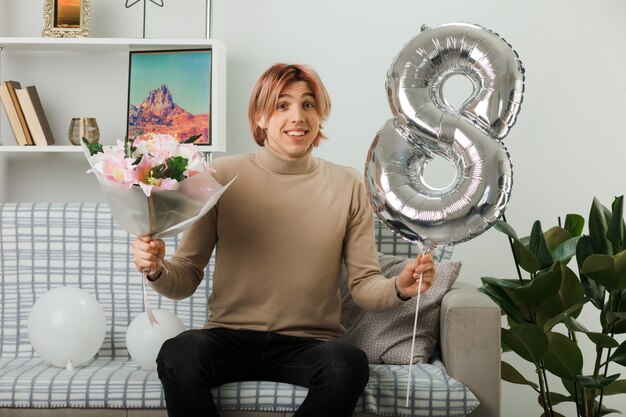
127 49 214 147
42 0 91 38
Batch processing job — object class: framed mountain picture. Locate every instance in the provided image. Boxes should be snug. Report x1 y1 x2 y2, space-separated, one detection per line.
127 49 213 146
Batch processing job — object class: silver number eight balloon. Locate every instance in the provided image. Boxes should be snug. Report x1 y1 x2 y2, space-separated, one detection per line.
366 22 525 248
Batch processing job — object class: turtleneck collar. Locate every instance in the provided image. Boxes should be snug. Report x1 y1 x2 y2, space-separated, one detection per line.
256 142 319 175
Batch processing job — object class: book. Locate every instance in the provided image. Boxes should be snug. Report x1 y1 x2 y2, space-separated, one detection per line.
14 86 56 146
3 81 35 145
0 82 31 145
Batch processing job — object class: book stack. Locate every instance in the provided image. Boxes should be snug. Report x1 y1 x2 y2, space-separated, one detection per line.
0 81 55 146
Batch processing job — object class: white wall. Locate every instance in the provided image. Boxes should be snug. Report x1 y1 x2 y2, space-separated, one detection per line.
1 0 625 415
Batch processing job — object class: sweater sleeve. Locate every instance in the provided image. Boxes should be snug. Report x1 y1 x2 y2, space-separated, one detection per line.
342 171 406 311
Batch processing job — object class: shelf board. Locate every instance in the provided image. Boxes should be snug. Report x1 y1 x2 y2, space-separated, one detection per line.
0 37 222 52
0 145 83 153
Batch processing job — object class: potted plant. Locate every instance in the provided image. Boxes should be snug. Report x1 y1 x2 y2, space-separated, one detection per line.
480 196 626 416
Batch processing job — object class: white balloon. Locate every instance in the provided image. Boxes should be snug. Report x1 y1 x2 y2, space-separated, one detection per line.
126 309 186 371
28 286 107 369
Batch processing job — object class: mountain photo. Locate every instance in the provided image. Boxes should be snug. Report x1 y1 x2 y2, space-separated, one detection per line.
127 50 212 144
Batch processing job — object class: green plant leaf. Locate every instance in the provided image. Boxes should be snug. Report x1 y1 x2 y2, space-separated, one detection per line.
603 379 626 395
552 236 581 266
515 266 561 306
494 220 519 239
575 374 620 390
501 360 539 390
564 213 585 237
589 197 612 256
501 323 549 365
545 226 571 252
529 220 555 269
583 254 626 291
165 156 188 182
563 314 589 332
182 134 202 144
585 332 620 349
480 277 522 290
542 331 583 381
607 196 624 253
607 312 626 332
546 392 574 406
81 137 103 155
479 283 529 324
577 236 605 309
608 340 626 366
536 264 586 330
614 250 626 290
541 299 588 333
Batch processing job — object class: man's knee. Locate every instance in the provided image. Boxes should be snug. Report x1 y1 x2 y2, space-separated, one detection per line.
320 341 369 388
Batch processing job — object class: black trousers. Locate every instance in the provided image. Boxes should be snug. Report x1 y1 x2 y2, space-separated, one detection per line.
156 327 370 417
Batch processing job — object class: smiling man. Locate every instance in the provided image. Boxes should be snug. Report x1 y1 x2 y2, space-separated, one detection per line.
131 63 436 417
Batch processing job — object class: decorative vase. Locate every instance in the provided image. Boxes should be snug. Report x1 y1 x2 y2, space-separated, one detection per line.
68 118 99 146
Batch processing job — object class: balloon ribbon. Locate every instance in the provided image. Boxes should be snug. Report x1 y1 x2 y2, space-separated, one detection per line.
405 260 425 407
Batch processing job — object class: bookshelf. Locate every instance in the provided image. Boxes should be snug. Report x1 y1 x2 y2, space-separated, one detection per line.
0 37 227 153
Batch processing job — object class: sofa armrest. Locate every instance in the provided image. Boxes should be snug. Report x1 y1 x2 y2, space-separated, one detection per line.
440 282 501 417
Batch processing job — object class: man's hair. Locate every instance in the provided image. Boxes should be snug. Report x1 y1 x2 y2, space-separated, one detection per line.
248 63 331 147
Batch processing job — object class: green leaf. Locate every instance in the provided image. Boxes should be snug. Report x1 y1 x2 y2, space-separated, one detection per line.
552 236 581 266
575 374 620 390
563 314 590 332
480 277 522 290
564 213 585 237
589 197 612 256
494 220 519 239
541 299 588 333
545 226 571 252
607 312 626 332
501 323 549 365
583 254 626 291
479 283 529 324
536 264 586 330
542 331 583 380
501 360 538 390
585 332 620 348
614 250 626 290
608 340 626 366
81 137 103 155
607 196 624 253
165 156 188 182
515 266 561 306
603 379 626 395
577 236 605 309
529 220 555 269
546 392 575 405
182 134 202 144
563 314 619 347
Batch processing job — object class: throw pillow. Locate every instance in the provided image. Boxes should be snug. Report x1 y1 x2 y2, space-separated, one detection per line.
339 253 461 364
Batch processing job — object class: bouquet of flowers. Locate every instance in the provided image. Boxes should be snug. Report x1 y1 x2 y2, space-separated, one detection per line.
83 133 234 323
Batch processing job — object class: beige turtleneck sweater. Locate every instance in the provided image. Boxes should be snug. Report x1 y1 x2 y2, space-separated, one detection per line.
150 145 404 340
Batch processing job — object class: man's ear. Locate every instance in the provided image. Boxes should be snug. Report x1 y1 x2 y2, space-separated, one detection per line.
258 117 266 128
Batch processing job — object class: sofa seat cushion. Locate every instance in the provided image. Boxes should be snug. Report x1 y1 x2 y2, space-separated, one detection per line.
0 358 477 416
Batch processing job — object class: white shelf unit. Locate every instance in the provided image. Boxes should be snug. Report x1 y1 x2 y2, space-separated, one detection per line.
0 37 226 153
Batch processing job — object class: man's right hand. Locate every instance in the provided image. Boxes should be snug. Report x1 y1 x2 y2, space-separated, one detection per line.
131 235 166 277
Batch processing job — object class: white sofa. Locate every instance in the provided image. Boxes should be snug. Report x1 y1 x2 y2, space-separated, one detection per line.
0 203 500 417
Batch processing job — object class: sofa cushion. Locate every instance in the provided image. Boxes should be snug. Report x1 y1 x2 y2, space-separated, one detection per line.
0 357 477 416
340 254 461 364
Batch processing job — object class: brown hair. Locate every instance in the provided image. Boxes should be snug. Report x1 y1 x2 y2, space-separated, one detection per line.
248 63 331 147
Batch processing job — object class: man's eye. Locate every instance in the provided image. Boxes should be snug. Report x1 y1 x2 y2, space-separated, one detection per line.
304 102 315 109
276 103 287 110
